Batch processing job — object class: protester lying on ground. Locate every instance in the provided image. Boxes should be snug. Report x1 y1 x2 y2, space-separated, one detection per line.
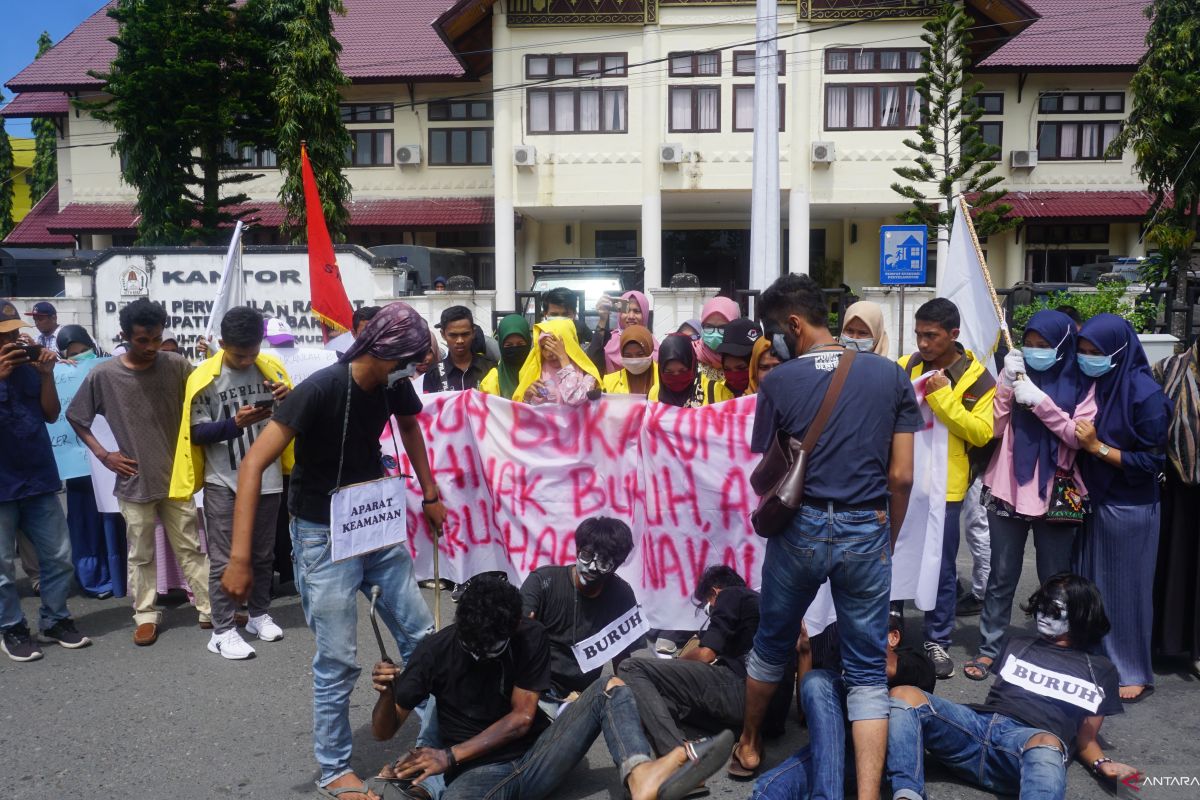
220 302 444 800
589 290 658 375
967 310 1094 682
601 324 658 396
747 334 781 394
517 318 601 406
695 296 740 382
752 615 934 800
886 573 1136 800
650 333 719 408
369 575 733 800
425 306 495 393
480 314 532 400
839 301 891 356
714 318 762 400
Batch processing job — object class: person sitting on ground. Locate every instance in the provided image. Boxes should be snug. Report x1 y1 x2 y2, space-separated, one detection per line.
589 291 658 375
521 516 641 709
714 318 762 400
480 314 532 400
369 575 732 800
886 573 1135 800
650 334 720 408
602 325 658 396
517 318 601 406
354 306 382 338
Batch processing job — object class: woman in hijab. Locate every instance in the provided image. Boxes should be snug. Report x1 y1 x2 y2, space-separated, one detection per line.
695 296 740 382
588 290 658 375
515 318 601 406
962 310 1096 681
481 314 533 400
677 319 702 340
747 335 781 394
56 325 105 359
650 333 719 408
1151 337 1200 675
838 300 891 356
1072 313 1171 701
602 324 658 396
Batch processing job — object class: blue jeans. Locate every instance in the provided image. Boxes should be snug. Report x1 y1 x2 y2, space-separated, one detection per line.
0 492 74 632
887 691 1068 800
291 517 435 787
748 503 892 722
924 501 963 646
752 669 852 800
441 680 652 800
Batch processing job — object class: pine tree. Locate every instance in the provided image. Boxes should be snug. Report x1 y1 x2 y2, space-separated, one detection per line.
254 0 353 242
28 31 58 204
891 1 1018 251
0 113 14 240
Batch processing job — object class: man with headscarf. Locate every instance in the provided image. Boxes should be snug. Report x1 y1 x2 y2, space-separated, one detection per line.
222 302 444 800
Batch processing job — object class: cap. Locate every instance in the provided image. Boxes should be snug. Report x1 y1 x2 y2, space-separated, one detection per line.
161 328 179 344
0 299 25 333
716 318 762 357
263 316 295 346
26 301 56 317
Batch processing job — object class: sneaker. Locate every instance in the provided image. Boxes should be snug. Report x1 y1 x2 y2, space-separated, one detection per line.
925 641 955 679
956 593 984 617
655 637 679 656
2 623 44 662
245 613 283 642
207 629 256 660
39 618 92 649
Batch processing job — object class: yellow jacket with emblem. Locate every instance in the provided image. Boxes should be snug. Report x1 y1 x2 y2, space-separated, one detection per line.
602 364 660 395
170 351 295 500
898 349 995 502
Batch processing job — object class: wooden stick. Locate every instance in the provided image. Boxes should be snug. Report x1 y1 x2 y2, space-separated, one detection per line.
958 194 1015 350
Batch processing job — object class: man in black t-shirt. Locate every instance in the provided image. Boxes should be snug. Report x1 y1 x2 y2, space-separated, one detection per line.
887 574 1138 800
369 576 733 800
521 516 641 702
221 303 446 800
620 566 759 756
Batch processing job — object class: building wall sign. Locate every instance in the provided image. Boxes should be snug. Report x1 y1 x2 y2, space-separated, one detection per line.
508 0 653 26
119 265 149 297
799 0 940 19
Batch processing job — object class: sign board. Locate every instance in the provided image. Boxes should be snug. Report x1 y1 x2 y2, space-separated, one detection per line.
46 357 108 479
879 225 928 285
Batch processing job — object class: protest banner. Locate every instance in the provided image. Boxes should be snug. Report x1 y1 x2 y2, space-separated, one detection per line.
47 357 108 480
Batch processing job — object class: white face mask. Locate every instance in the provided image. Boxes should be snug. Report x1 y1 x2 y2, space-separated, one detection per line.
624 356 653 375
838 335 875 353
387 362 418 388
1036 599 1070 639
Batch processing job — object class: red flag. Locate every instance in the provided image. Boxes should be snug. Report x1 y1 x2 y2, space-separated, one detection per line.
301 143 353 335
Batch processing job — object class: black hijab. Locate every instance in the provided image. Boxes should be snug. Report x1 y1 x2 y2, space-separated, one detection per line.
656 333 699 407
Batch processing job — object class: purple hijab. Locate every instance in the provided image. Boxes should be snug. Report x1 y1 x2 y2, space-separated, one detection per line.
602 290 658 372
338 301 432 365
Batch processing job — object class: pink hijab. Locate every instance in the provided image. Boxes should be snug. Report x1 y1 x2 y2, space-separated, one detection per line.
602 290 658 372
695 296 740 367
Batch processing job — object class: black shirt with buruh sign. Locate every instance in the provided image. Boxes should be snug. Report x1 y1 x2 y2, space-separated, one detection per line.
973 634 1122 753
392 618 553 772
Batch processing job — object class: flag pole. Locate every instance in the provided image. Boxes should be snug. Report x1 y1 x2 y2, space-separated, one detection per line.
957 195 1014 350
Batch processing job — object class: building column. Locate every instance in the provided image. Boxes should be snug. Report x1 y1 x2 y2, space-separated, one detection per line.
493 9 517 311
641 25 663 288
787 13 810 276
1004 229 1024 286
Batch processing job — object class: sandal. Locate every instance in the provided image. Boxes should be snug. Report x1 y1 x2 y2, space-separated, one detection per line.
963 656 993 682
316 781 378 800
725 740 761 779
365 776 431 800
658 730 735 800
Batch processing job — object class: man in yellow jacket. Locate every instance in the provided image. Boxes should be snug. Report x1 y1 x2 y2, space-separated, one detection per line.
898 298 995 680
170 307 294 661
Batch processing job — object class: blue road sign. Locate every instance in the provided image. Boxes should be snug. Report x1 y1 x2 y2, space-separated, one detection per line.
879 225 928 285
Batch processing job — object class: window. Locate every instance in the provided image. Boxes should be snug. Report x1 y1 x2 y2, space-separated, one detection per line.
974 92 1004 115
1026 224 1110 244
428 100 492 121
437 229 495 248
733 85 786 131
428 128 491 165
525 53 627 78
732 50 786 76
339 103 394 123
977 121 1002 158
825 48 925 73
1038 92 1124 114
669 86 721 132
1037 121 1122 160
345 130 393 166
527 88 628 134
668 52 721 77
595 230 638 258
825 84 921 130
223 140 277 168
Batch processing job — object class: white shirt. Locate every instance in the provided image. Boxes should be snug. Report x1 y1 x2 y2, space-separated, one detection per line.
35 326 62 354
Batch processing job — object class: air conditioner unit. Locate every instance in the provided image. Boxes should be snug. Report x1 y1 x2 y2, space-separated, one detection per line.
513 145 537 167
811 141 835 163
1010 150 1038 169
660 143 684 164
395 145 421 166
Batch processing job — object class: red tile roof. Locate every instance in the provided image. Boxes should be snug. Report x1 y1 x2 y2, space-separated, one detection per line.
979 0 1152 69
346 196 493 227
1000 190 1158 219
6 0 464 92
46 198 139 234
0 92 71 118
2 187 77 247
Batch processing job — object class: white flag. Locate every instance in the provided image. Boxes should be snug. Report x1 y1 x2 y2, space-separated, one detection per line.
938 198 1005 372
204 220 246 342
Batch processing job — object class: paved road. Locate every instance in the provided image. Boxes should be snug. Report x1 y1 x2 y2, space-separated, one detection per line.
4 547 1198 800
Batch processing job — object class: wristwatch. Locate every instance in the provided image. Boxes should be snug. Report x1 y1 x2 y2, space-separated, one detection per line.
1097 443 1111 457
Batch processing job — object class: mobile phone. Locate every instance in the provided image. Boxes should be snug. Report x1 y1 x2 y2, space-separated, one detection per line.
253 399 274 410
611 298 629 313
17 344 43 360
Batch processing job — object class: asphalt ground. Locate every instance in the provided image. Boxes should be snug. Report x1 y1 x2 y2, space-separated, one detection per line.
3 546 1198 800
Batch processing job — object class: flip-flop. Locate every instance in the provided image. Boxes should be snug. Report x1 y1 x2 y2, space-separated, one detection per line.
658 730 735 800
1120 685 1155 704
365 776 431 800
963 657 993 682
725 739 761 779
316 782 378 800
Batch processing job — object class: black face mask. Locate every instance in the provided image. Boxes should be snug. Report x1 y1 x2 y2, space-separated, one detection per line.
502 344 531 367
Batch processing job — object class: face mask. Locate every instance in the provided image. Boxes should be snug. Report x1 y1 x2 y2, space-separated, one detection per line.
624 356 652 375
1023 346 1059 372
576 550 615 586
387 362 418 388
1035 597 1069 639
701 329 724 350
771 333 792 361
72 349 97 361
502 344 530 367
461 637 510 662
838 335 875 353
1077 353 1115 378
724 368 750 393
662 369 695 393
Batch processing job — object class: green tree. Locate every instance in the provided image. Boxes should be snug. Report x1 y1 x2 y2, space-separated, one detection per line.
254 0 352 242
28 31 58 204
1111 0 1200 338
891 0 1018 257
85 0 273 244
0 112 14 239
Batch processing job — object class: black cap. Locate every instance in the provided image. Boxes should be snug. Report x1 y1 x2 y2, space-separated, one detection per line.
716 318 762 357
